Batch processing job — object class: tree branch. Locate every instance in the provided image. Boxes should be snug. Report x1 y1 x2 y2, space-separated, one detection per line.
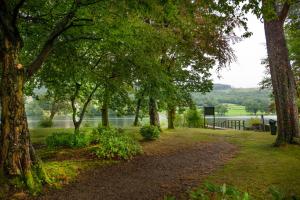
25 0 103 79
279 2 290 22
26 6 79 78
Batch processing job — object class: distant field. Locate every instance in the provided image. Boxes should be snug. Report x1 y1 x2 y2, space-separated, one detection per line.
223 104 264 116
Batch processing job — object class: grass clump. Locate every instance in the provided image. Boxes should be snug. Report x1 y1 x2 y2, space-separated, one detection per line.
140 125 160 140
92 128 142 160
46 132 92 148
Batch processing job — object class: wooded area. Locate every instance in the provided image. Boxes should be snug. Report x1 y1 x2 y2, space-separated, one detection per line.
0 0 299 198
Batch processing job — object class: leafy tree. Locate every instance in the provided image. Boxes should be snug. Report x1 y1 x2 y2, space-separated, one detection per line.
215 104 229 116
199 0 300 145
0 0 105 190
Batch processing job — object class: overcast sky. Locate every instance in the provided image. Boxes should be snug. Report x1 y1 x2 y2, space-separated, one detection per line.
212 14 267 88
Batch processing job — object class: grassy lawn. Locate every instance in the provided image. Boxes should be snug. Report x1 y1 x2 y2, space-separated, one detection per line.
223 103 266 116
30 127 300 199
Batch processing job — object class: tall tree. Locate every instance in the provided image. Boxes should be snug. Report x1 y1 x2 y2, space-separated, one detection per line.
0 0 102 189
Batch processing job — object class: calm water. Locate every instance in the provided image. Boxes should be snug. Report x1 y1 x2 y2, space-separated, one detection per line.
27 116 139 128
27 115 277 129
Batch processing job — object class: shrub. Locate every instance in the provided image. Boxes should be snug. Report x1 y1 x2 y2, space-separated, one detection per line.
184 109 204 128
189 182 250 200
174 114 184 127
92 128 142 160
46 132 92 148
248 117 261 126
139 125 160 140
38 118 53 128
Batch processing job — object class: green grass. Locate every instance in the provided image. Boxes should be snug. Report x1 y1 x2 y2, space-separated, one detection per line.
164 128 300 199
30 127 300 199
223 103 265 116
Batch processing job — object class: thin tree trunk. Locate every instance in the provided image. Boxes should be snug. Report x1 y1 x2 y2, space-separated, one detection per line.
167 106 176 129
264 13 300 145
149 97 160 127
101 101 109 127
49 101 57 121
71 83 98 133
133 98 142 126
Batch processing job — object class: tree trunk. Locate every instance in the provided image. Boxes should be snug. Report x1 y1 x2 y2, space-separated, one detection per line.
264 18 300 145
0 38 48 190
49 101 57 121
101 101 109 128
149 97 160 127
167 106 176 129
133 98 142 126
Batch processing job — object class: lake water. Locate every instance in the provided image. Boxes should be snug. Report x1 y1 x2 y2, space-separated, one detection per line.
27 115 277 129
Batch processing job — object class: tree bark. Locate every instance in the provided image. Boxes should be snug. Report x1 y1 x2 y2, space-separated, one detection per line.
0 38 49 190
149 97 160 127
101 101 109 128
133 98 142 126
49 101 57 121
167 106 176 129
264 11 300 145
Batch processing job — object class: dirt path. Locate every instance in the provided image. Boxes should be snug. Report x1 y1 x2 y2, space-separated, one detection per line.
34 141 237 200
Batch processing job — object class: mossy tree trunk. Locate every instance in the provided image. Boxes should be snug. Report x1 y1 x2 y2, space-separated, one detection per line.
263 2 300 146
0 37 49 191
149 97 160 127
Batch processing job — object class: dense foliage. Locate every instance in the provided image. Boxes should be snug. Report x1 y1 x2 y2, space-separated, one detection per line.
92 128 141 160
140 125 160 140
46 132 92 148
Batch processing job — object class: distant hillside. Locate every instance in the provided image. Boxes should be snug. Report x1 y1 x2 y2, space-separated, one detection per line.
192 85 271 106
213 84 232 90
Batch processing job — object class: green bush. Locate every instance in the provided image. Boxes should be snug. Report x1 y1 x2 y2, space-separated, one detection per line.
174 114 184 127
184 109 204 128
46 132 92 148
248 117 261 126
38 118 53 128
139 125 160 140
189 182 250 200
92 128 142 160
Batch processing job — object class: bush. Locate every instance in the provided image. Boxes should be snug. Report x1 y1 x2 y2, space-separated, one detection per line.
92 128 142 160
139 125 160 140
38 118 53 128
184 109 204 128
248 117 261 126
46 132 92 148
174 114 184 127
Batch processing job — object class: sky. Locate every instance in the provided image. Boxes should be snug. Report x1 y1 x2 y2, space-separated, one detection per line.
212 14 267 88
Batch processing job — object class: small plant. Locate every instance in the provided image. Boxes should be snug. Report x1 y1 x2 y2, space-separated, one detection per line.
38 118 53 128
46 132 92 148
139 125 160 140
189 182 250 200
92 128 142 160
184 109 204 128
